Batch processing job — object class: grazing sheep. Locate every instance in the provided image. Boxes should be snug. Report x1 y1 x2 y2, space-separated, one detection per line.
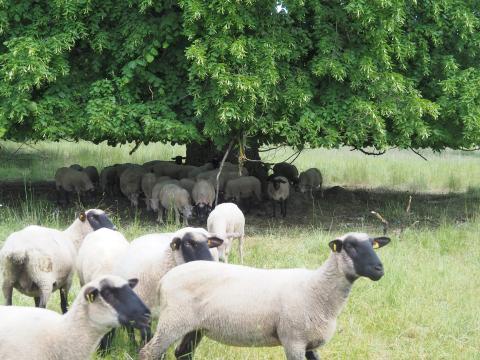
0 209 115 313
179 178 196 195
267 175 290 218
224 176 262 205
207 203 245 263
120 166 147 207
113 228 224 343
150 179 181 213
83 166 100 186
139 232 391 360
298 168 323 197
76 228 129 286
273 162 299 185
100 166 118 195
0 275 150 360
55 167 94 205
192 179 215 220
153 184 192 225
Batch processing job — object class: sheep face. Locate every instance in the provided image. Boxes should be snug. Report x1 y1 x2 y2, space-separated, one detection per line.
170 231 223 263
81 209 116 231
181 204 193 222
329 233 390 282
195 203 211 220
83 276 150 329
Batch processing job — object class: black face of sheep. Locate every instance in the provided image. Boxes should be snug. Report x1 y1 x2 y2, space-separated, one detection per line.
170 232 223 262
171 156 186 165
81 210 116 231
329 235 390 281
195 203 212 221
85 278 150 329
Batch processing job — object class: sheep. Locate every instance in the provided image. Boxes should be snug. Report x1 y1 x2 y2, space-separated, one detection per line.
245 160 270 192
100 165 118 195
0 209 115 313
192 179 215 220
187 162 214 178
55 167 94 205
83 165 100 186
273 162 299 185
150 179 181 213
153 183 192 225
171 155 186 165
69 164 83 171
139 232 391 360
152 163 185 179
224 176 262 206
141 173 158 211
120 166 147 207
207 202 245 263
76 228 129 286
267 175 290 217
179 177 196 196
298 168 323 197
113 227 224 343
0 275 150 360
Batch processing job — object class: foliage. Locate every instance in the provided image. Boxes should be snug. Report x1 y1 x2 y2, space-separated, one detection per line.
1 1 480 150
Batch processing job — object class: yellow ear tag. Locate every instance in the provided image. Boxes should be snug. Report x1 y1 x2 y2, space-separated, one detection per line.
207 240 212 246
79 213 86 222
373 241 380 249
333 243 337 252
87 293 94 303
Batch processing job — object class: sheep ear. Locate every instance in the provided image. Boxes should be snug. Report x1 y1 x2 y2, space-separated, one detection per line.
84 286 99 303
170 237 181 251
128 278 139 289
329 239 343 253
79 212 86 222
372 237 391 249
207 235 224 248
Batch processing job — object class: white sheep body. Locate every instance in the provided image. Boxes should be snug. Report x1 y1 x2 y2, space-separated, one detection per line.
267 176 290 201
55 167 94 194
224 176 262 202
192 179 215 208
207 203 245 263
120 166 147 207
76 228 129 286
158 184 192 225
298 168 323 195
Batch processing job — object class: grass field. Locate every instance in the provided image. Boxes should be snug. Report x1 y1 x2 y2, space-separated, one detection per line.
0 141 479 359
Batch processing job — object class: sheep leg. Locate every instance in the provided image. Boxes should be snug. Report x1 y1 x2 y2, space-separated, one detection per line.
2 284 13 305
174 330 203 359
238 235 244 264
272 200 276 217
139 322 189 359
283 199 287 217
283 342 307 360
60 287 69 314
305 350 320 360
174 207 181 225
34 297 40 307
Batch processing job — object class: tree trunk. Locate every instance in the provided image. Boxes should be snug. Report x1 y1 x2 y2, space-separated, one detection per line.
186 141 238 166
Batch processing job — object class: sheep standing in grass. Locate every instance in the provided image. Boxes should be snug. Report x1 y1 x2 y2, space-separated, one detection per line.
141 173 158 211
120 166 147 207
298 168 323 197
207 203 245 263
139 233 391 360
0 275 150 360
151 183 192 225
83 166 100 187
224 176 262 206
113 228 224 344
192 179 215 220
0 209 115 313
55 167 94 205
267 175 290 218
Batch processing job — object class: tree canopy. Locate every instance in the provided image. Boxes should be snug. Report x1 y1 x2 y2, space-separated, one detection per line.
1 0 480 151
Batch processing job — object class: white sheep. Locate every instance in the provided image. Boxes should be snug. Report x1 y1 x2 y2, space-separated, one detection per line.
224 176 262 204
207 203 245 263
267 175 290 217
0 209 115 313
139 232 391 360
298 168 323 197
120 166 147 207
76 228 129 286
192 179 215 219
55 167 94 204
141 173 159 211
113 228 224 343
0 275 150 360
153 183 192 225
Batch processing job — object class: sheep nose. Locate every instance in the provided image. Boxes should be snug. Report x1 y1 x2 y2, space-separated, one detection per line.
374 264 383 272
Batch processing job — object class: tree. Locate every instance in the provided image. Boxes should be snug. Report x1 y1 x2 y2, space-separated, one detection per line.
1 0 479 155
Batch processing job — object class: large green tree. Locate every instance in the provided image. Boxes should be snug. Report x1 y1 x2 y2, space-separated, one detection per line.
1 0 480 152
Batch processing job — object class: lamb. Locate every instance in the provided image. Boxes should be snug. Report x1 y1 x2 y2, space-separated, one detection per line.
76 228 129 286
298 168 323 197
192 179 215 219
273 162 299 185
139 232 391 360
0 275 150 360
120 166 147 207
0 209 115 313
224 176 262 204
151 183 192 225
113 227 224 343
83 166 100 186
267 175 290 217
207 203 245 263
55 167 94 205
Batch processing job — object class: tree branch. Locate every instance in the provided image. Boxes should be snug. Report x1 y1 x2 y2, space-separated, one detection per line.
352 147 386 156
371 211 389 235
215 140 234 207
129 141 141 155
409 147 428 161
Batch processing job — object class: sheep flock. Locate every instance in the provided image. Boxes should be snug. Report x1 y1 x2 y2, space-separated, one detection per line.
0 157 393 359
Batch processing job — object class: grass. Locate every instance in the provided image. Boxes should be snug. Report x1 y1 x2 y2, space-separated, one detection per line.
0 140 479 359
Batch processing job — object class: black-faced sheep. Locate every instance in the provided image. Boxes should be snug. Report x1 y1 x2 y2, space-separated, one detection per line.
273 162 299 185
